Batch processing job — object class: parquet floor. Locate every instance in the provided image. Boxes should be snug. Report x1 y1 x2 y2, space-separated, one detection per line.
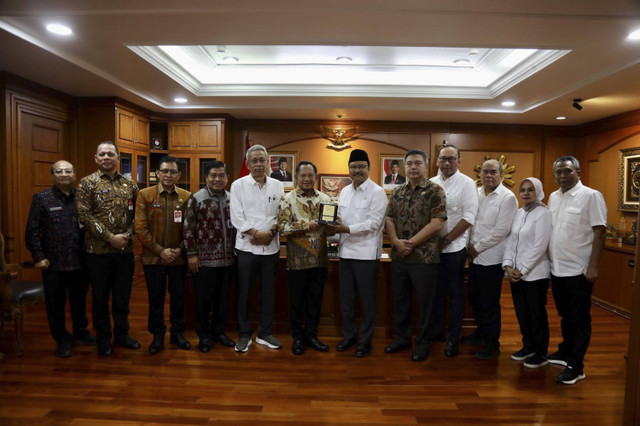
0 280 629 425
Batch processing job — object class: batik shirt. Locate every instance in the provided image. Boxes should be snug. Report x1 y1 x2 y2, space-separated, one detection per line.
25 186 83 271
277 187 331 270
77 170 138 254
386 178 447 264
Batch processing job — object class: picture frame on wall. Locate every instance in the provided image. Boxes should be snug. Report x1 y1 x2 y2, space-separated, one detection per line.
318 174 352 203
618 147 640 211
269 152 297 190
380 154 406 192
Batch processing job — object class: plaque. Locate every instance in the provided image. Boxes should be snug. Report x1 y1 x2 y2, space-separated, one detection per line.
318 203 338 225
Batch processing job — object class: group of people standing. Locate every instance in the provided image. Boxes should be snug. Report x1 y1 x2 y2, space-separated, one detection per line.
25 139 605 386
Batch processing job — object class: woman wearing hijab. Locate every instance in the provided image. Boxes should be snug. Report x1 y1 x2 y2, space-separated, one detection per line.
502 177 551 368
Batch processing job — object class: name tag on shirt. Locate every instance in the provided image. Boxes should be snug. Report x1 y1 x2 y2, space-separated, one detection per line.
152 204 162 208
128 199 134 210
49 206 62 211
174 210 182 223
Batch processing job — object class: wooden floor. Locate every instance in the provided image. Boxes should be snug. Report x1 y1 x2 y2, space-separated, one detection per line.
0 280 629 425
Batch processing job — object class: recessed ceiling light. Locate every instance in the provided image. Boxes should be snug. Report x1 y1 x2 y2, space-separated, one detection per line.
174 97 187 103
336 56 352 64
628 29 640 40
453 59 470 65
501 100 516 107
556 116 567 120
223 56 239 64
46 24 72 36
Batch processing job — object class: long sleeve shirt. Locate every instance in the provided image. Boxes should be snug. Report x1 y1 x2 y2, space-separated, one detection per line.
135 184 191 265
337 178 388 260
502 206 551 281
24 186 83 271
230 175 284 255
76 170 138 254
469 183 518 266
183 187 236 268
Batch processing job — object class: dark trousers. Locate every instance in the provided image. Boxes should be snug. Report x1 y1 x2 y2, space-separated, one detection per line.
391 262 438 348
433 248 467 342
85 253 134 345
551 274 593 371
287 267 328 340
468 263 504 350
42 268 90 344
143 264 187 338
339 258 379 345
511 278 550 356
236 250 279 339
192 265 233 340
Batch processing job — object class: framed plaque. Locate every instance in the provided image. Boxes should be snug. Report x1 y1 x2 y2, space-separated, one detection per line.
318 203 338 225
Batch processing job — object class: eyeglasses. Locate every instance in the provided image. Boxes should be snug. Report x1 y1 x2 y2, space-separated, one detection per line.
53 169 74 175
249 158 267 164
348 164 368 171
438 156 458 163
158 169 180 175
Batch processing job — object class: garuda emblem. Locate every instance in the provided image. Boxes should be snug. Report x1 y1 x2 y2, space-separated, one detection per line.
320 125 358 151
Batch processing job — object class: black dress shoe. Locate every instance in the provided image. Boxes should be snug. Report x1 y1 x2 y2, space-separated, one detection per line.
148 337 164 355
114 335 141 350
57 340 72 358
385 341 412 354
199 338 212 353
216 333 236 348
336 338 356 352
412 345 431 362
305 337 329 352
170 334 192 350
445 341 459 357
292 339 304 355
355 344 372 358
98 343 113 356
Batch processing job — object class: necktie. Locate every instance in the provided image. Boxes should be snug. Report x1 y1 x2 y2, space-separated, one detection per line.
392 175 396 184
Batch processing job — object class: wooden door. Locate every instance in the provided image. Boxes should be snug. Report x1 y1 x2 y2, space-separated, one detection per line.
18 113 70 280
169 122 195 150
196 121 221 150
116 108 135 146
135 116 150 147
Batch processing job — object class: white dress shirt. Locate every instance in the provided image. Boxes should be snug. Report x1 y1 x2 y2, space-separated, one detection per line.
230 174 284 255
430 170 478 254
337 178 388 260
548 181 607 277
502 206 551 281
469 183 518 266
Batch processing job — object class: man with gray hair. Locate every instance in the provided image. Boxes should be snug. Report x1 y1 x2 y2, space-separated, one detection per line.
230 144 284 352
547 155 606 385
465 159 517 360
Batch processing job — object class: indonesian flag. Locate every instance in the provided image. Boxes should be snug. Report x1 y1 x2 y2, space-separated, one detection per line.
237 133 251 178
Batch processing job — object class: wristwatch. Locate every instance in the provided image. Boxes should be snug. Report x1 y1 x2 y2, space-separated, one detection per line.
126 231 133 240
442 237 451 246
270 228 277 237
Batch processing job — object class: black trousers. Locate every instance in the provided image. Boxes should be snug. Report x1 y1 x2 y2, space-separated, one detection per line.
143 264 187 338
41 268 90 344
236 250 279 339
433 248 467 342
468 263 504 350
511 278 550 356
287 267 328 340
192 265 233 340
339 258 379 345
551 274 593 371
85 253 134 345
391 262 438 348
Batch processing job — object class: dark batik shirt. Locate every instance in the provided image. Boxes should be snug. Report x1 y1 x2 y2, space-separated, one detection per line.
386 178 447 264
25 186 83 271
77 170 138 254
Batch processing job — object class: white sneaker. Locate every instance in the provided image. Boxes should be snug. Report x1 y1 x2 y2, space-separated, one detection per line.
255 335 282 349
234 337 252 353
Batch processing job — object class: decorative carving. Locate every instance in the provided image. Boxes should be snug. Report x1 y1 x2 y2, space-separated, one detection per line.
473 155 516 188
320 125 358 151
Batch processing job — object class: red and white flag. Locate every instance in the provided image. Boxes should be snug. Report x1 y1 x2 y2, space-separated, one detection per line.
237 133 251 178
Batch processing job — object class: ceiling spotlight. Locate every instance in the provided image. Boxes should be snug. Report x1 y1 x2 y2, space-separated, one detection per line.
556 116 567 120
174 97 187 103
469 49 479 56
453 59 471 65
337 114 343 119
223 56 239 64
628 29 640 40
336 56 352 64
501 100 516 107
572 98 583 111
216 46 226 53
46 24 72 36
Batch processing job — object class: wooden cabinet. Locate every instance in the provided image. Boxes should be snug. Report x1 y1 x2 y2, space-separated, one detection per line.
168 120 223 152
117 107 150 148
593 242 635 317
171 154 220 192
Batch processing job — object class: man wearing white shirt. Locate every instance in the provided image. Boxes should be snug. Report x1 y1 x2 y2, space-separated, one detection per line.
430 145 478 357
465 159 518 360
326 149 388 357
547 156 606 385
230 144 285 353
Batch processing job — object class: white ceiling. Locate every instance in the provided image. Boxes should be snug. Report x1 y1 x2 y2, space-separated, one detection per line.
1 0 640 125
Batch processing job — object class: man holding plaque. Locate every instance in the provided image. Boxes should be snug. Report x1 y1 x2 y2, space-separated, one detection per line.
385 149 447 362
277 161 332 355
326 149 388 357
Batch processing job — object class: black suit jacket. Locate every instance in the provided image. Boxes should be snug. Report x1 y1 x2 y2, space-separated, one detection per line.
271 171 291 181
384 174 405 185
